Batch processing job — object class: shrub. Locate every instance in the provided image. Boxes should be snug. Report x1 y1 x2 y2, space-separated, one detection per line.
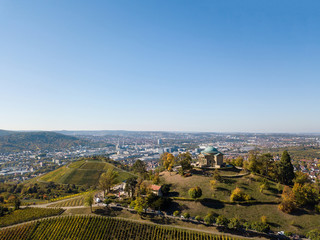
250 221 270 233
183 212 190 219
307 229 320 240
216 215 228 227
228 218 241 230
204 213 215 225
230 187 250 202
173 210 180 217
261 215 267 224
188 187 202 199
195 215 202 221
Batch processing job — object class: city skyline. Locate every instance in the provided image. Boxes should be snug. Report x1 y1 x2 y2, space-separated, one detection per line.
1 1 320 132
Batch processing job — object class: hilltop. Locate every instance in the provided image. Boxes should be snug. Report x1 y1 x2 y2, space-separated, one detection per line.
39 158 135 186
160 168 320 235
0 131 85 153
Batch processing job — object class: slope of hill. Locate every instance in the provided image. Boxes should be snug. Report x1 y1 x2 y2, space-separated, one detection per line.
0 215 243 240
0 131 85 152
161 169 320 235
0 129 15 136
39 159 135 186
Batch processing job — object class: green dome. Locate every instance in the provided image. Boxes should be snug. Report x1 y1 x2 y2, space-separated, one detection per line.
202 146 219 154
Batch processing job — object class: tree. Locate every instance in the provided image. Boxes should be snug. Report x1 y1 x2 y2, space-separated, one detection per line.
210 179 217 192
188 186 202 199
177 152 193 175
204 213 215 224
134 197 147 214
99 169 119 197
278 186 296 213
213 169 222 182
307 229 320 240
160 184 171 196
294 171 312 185
132 160 147 177
292 183 319 207
173 210 180 217
230 187 250 202
228 218 241 230
160 153 175 172
14 196 21 210
216 215 229 227
234 156 244 167
183 212 190 219
278 151 295 185
85 192 94 212
124 176 137 198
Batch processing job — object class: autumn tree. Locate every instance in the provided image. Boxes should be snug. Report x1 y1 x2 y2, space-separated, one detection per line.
160 152 175 172
278 186 296 213
292 183 319 207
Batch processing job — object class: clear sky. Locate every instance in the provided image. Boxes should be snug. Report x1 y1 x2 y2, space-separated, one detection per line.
1 1 320 133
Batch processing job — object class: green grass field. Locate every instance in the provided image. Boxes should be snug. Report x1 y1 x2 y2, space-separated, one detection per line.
38 160 135 186
0 215 245 240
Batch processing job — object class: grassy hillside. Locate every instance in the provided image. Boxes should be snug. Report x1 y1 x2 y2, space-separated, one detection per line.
161 169 320 235
39 160 135 186
0 131 85 152
0 215 244 240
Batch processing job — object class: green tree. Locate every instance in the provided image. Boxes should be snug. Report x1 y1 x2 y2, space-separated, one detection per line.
132 160 147 177
85 192 94 212
14 196 21 210
216 215 229 227
134 197 147 214
99 169 119 197
204 213 215 224
188 186 202 199
177 152 193 175
278 151 295 185
307 229 320 240
124 176 137 198
228 218 241 230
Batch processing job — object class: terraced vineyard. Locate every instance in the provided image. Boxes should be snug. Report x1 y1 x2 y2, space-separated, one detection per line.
0 208 64 227
48 197 84 207
39 160 135 186
0 216 245 240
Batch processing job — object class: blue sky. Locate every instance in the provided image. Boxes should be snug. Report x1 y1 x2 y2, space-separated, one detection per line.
1 0 320 132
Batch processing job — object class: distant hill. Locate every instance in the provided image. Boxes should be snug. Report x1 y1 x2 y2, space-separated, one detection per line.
0 129 15 136
39 159 135 186
0 131 85 153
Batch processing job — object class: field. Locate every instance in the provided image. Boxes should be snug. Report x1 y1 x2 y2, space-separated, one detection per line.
38 160 135 186
47 196 84 207
0 207 64 227
161 170 320 235
0 215 245 240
